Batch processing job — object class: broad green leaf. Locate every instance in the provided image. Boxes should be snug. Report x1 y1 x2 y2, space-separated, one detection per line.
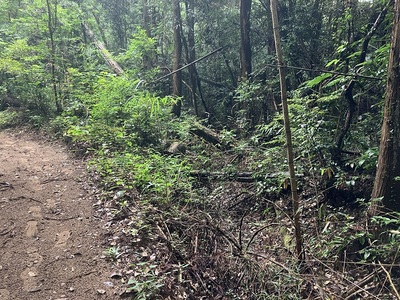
306 73 332 88
347 51 361 59
326 59 339 67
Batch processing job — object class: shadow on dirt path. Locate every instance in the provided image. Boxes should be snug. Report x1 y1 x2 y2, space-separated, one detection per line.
0 130 117 300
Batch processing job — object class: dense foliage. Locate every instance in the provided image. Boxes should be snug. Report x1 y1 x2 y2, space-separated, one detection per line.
1 0 399 298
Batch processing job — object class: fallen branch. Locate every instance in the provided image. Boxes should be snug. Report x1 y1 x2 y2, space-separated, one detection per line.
260 63 381 81
155 46 228 82
10 196 42 204
190 170 254 182
190 170 302 183
82 23 124 76
43 216 76 221
344 270 380 299
379 261 400 299
199 77 229 88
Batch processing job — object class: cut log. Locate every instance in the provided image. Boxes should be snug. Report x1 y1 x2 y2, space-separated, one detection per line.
166 141 186 155
190 122 232 150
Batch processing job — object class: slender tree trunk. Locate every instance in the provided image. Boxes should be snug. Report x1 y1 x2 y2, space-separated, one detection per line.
142 0 151 37
172 0 183 117
240 0 252 80
221 51 237 88
142 0 153 70
46 0 62 114
371 0 400 213
309 0 322 70
185 0 199 116
270 0 303 260
196 76 208 115
92 11 109 49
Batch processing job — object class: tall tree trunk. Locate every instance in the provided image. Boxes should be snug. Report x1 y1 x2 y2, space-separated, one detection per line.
142 0 153 70
91 11 109 49
142 0 151 37
240 0 252 80
371 0 400 213
185 0 199 116
270 0 303 260
45 0 62 114
172 0 183 117
309 0 322 70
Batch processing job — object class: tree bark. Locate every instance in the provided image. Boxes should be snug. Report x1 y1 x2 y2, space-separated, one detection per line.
189 122 231 150
142 0 151 37
270 0 303 260
184 0 200 116
82 23 124 76
172 0 183 117
240 0 252 80
141 0 154 70
371 0 400 212
91 11 109 49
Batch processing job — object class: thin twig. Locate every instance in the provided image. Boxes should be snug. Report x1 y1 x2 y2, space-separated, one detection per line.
245 223 280 252
304 258 400 267
203 213 241 251
344 271 379 299
10 196 42 204
262 197 296 227
246 251 296 275
154 46 228 82
238 209 250 250
68 270 96 281
308 254 382 299
259 64 382 80
40 175 66 184
379 261 400 299
43 216 75 221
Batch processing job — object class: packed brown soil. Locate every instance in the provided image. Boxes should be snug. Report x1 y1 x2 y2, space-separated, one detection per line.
0 130 116 300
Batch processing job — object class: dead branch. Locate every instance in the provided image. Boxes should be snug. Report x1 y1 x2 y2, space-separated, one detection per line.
154 46 228 82
190 170 302 183
82 23 125 76
379 261 400 299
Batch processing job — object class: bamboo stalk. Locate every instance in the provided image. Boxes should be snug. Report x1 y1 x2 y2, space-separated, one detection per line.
269 0 303 260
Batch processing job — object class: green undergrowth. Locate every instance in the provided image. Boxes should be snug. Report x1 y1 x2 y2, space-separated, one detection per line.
90 150 193 204
56 75 195 206
0 109 20 128
2 75 398 298
1 2 399 297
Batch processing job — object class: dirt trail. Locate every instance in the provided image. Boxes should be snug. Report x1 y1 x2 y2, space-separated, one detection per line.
0 130 116 300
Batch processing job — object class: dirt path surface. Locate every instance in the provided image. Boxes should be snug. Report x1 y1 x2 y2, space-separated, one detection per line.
0 130 116 300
